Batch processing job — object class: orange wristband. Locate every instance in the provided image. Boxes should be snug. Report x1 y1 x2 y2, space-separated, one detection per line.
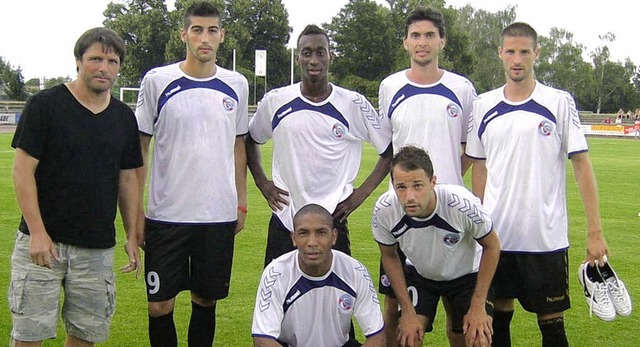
237 206 248 214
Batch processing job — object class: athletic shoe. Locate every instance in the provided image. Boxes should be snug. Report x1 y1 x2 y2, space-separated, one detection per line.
597 261 633 317
578 262 616 321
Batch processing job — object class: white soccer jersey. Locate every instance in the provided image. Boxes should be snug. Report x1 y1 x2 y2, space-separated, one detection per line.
379 70 476 186
372 184 492 281
252 250 384 347
249 82 392 231
465 82 588 253
136 62 249 223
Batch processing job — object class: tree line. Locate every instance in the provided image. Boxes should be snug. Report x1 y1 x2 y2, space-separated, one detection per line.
3 0 639 113
0 57 27 101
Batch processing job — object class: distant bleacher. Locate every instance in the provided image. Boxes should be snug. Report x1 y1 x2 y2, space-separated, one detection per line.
579 111 634 125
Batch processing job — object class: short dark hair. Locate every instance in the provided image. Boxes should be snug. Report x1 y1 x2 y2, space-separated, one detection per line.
501 22 538 47
74 27 126 64
297 24 330 49
391 146 434 180
184 1 222 29
405 6 446 39
293 204 333 230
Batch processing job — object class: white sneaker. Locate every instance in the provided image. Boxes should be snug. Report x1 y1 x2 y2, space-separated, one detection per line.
597 261 633 317
578 262 616 321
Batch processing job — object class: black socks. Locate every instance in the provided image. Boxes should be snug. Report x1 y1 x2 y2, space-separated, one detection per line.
188 301 217 347
538 316 568 347
492 310 514 347
149 311 178 347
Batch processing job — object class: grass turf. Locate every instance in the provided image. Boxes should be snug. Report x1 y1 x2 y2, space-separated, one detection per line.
0 133 638 346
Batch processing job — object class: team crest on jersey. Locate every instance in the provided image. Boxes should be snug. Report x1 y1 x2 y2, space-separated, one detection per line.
443 233 460 245
538 120 553 136
380 274 390 287
338 294 354 313
223 97 236 112
446 103 461 118
332 123 345 139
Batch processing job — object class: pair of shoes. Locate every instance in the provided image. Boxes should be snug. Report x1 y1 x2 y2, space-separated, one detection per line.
578 260 633 321
598 261 633 317
578 262 616 321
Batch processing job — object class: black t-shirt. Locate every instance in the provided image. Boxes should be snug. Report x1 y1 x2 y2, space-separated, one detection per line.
12 84 143 248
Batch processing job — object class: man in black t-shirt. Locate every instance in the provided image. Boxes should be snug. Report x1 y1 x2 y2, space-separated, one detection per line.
8 27 143 347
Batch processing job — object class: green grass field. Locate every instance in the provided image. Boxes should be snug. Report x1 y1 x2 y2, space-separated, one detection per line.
1 133 639 346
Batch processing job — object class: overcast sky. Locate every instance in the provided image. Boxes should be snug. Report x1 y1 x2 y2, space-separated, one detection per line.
0 0 637 81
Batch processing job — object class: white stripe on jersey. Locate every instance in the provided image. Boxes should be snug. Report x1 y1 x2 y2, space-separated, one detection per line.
379 70 477 186
136 62 249 223
465 82 588 252
251 250 384 347
372 184 492 281
249 83 392 231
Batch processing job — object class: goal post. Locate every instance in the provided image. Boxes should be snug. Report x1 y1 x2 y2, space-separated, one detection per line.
119 87 141 104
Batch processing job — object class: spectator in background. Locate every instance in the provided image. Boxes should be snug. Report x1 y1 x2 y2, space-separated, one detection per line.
615 114 623 125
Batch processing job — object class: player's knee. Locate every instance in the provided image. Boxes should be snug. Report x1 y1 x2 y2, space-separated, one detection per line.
65 334 94 347
191 293 216 308
12 339 43 347
448 332 466 347
383 295 399 313
537 311 564 321
494 298 515 311
148 299 176 317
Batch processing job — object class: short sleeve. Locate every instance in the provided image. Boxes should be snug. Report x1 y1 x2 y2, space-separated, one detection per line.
465 192 493 240
235 76 249 136
135 71 158 136
352 261 384 337
12 93 49 160
120 106 143 170
353 93 392 154
248 96 274 144
251 264 285 339
371 192 397 246
460 80 477 144
464 98 486 160
560 92 588 157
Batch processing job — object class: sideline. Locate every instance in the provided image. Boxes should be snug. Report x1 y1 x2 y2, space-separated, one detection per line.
0 125 16 134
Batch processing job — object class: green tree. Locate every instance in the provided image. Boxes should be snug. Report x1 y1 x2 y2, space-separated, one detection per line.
590 33 635 114
536 28 596 111
103 0 171 86
325 0 396 84
244 0 291 91
44 76 73 89
0 59 27 101
456 4 515 93
591 59 638 113
386 0 475 76
163 0 291 102
164 0 227 64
